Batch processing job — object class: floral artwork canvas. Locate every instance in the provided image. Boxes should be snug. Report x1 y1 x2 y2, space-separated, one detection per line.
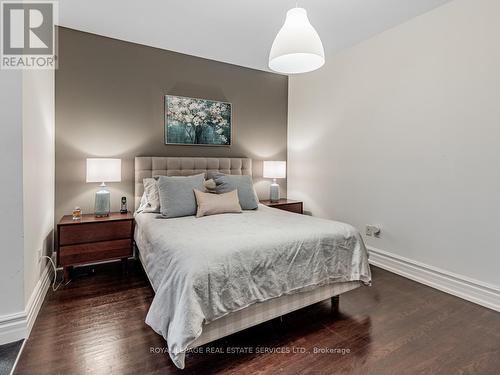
165 95 232 146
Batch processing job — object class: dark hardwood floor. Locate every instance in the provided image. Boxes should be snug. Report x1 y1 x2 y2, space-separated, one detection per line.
14 261 500 375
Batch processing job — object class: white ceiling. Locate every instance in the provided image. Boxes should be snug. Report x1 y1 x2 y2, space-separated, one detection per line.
58 0 452 73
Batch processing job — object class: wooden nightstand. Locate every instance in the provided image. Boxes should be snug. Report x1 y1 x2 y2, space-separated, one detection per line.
57 212 135 281
260 199 303 214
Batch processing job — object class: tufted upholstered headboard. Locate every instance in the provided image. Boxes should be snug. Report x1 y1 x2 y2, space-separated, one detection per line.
134 157 252 209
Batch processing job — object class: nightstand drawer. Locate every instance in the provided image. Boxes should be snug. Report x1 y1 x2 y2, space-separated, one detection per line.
260 199 303 214
59 221 133 246
274 202 303 214
59 239 132 266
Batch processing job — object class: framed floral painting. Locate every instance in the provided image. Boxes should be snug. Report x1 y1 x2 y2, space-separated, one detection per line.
165 95 232 146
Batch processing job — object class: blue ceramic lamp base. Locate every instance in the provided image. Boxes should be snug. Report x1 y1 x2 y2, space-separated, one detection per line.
95 183 111 217
270 179 280 202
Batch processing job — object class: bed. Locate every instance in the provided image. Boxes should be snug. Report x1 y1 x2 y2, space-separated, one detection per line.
134 156 371 369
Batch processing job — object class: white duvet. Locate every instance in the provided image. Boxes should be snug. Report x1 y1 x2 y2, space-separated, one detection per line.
135 204 371 368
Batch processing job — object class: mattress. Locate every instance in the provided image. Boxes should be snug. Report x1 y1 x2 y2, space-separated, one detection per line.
134 204 371 368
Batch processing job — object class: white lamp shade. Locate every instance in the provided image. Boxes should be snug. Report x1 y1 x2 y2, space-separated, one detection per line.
86 158 121 183
263 161 286 179
269 7 325 74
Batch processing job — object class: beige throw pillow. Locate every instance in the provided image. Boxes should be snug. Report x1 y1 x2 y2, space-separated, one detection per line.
194 189 242 218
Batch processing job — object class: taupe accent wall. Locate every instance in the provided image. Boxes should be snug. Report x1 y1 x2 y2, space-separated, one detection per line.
55 27 288 220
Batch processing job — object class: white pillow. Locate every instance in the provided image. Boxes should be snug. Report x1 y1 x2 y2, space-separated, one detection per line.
142 177 160 213
136 192 149 213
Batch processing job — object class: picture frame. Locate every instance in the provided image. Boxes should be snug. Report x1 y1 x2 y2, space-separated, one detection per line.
164 95 232 146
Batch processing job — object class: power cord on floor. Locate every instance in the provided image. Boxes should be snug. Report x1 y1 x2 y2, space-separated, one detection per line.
41 255 71 291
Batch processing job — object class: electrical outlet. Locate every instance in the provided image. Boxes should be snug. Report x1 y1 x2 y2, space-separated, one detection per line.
365 226 372 237
365 225 381 238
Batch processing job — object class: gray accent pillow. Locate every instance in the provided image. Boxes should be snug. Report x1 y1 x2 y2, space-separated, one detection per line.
157 174 205 218
206 171 222 181
213 173 259 210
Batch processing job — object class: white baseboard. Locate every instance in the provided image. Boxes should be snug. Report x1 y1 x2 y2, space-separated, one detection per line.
0 263 52 345
368 246 500 312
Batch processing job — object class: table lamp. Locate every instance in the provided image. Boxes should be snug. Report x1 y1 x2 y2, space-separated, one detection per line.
263 161 286 202
86 158 121 217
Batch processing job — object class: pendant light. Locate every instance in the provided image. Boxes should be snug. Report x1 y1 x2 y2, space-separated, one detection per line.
269 7 325 74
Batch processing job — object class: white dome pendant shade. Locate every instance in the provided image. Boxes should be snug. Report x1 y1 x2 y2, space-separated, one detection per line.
269 7 325 74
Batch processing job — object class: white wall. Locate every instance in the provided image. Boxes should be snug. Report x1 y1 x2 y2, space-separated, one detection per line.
22 70 55 305
288 0 500 299
0 70 25 317
0 69 55 343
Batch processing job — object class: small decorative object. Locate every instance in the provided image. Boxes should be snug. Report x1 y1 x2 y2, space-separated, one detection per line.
165 95 232 146
72 207 82 220
120 196 128 214
86 158 122 217
269 7 325 74
263 161 287 202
